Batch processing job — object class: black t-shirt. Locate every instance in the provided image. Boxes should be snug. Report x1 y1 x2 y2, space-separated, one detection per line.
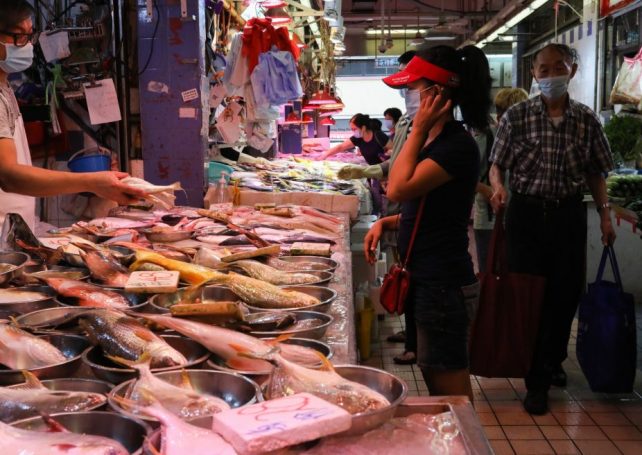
350 130 389 165
397 121 480 285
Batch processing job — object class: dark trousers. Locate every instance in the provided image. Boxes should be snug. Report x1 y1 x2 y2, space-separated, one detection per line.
506 193 586 392
474 228 493 274
404 291 417 353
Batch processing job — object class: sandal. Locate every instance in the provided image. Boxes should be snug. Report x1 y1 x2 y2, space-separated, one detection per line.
393 351 416 365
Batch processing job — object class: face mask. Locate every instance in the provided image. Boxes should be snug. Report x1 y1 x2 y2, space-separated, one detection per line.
0 43 34 74
537 75 569 100
383 119 393 130
405 89 421 119
352 129 362 139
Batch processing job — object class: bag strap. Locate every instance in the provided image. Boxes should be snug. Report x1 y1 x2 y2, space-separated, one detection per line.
485 207 506 274
402 196 426 268
597 245 624 291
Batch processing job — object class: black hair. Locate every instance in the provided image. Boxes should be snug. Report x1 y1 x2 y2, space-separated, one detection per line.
532 43 578 66
398 51 416 66
415 44 492 131
350 113 382 132
0 0 34 32
384 107 402 123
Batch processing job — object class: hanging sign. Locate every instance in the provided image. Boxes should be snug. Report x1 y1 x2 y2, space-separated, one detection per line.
601 0 637 17
375 57 399 68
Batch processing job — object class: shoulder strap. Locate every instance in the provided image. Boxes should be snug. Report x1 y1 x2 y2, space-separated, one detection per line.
479 127 494 183
402 196 426 268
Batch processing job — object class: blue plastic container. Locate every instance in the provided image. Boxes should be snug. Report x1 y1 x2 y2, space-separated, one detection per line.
208 161 234 183
68 147 111 173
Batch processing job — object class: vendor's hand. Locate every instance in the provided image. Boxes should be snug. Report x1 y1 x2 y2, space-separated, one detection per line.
338 165 366 180
364 220 383 265
478 182 493 201
490 185 508 214
600 216 616 246
315 153 329 161
413 89 452 134
88 171 147 205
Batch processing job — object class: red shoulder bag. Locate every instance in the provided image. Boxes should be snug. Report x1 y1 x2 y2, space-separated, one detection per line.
379 197 425 315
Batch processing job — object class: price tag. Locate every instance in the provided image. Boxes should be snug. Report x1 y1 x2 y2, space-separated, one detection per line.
38 237 82 254
125 270 180 293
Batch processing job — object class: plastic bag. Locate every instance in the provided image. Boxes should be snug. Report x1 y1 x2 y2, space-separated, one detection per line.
610 47 642 107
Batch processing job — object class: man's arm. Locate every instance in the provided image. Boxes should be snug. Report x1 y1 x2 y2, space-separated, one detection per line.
586 173 616 246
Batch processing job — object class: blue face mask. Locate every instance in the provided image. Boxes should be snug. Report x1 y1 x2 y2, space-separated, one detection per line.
383 119 393 130
537 75 569 100
0 43 34 74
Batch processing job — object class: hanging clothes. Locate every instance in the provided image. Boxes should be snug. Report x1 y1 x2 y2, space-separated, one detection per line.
251 46 302 106
241 18 299 73
223 32 249 95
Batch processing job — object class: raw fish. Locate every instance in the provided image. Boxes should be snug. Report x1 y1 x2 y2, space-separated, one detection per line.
79 309 187 369
130 250 223 284
43 278 130 309
219 272 320 309
0 371 106 423
0 414 129 454
119 361 229 419
76 244 130 287
230 260 319 285
0 324 67 369
0 288 49 304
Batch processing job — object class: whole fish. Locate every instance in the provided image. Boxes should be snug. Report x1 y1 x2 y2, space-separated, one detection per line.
0 414 128 454
130 250 224 284
114 393 236 455
230 260 319 285
2 213 64 264
120 177 182 210
138 314 323 371
76 244 130 287
219 272 320 309
0 324 67 369
79 309 187 369
43 278 130 309
249 351 390 415
88 216 155 230
266 257 328 272
0 288 50 304
119 360 229 419
0 371 106 423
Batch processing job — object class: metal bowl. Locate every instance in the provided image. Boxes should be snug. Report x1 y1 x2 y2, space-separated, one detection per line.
245 285 337 313
250 311 333 340
0 251 30 286
82 335 210 384
333 365 408 436
149 286 240 314
140 228 194 243
15 306 89 331
109 369 262 425
206 337 333 376
11 411 150 453
277 255 339 273
55 288 150 311
22 265 90 285
0 285 58 315
0 333 90 386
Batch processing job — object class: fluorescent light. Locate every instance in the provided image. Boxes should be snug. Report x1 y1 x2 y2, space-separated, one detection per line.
424 35 456 41
365 28 430 36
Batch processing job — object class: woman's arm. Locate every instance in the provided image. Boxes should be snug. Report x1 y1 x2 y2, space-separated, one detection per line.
364 214 400 264
387 93 453 202
318 139 354 160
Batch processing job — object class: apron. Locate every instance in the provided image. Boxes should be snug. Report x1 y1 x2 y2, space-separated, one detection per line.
0 115 36 230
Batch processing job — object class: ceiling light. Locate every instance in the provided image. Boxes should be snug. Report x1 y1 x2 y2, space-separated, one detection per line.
424 35 455 41
365 28 429 36
320 117 336 126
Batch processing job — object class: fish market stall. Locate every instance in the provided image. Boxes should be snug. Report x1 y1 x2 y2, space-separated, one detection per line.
205 157 370 219
0 186 489 453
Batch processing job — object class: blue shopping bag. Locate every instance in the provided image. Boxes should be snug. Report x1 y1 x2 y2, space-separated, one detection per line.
576 246 637 393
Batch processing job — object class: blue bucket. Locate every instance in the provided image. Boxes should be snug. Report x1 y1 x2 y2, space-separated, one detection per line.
208 161 234 183
68 147 111 173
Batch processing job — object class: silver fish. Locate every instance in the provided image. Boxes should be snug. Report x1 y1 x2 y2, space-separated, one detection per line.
231 260 320 285
0 288 49 304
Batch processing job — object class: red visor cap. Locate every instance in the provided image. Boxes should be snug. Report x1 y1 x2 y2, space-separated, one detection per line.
382 56 460 88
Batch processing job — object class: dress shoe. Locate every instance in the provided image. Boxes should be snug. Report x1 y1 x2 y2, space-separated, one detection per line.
523 390 549 415
387 330 406 343
551 364 567 387
393 351 416 365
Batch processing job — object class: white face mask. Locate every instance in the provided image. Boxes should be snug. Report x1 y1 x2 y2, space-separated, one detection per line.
404 89 421 119
383 119 393 130
537 75 569 100
352 128 362 139
0 42 34 74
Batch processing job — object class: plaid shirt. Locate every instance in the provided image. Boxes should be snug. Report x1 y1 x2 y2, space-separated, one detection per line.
490 96 614 199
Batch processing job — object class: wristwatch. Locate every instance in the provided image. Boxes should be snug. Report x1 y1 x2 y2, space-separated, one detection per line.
596 202 611 213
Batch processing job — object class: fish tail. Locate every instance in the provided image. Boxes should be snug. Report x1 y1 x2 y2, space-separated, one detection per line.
39 413 69 433
315 351 335 372
179 368 194 390
21 370 44 389
106 351 152 370
265 333 294 346
232 343 281 364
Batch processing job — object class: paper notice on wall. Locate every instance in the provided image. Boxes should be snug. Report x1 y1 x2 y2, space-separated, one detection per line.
38 31 71 62
181 88 199 103
209 84 226 109
84 79 122 125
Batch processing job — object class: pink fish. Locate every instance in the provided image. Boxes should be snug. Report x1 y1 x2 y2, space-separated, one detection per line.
0 324 67 370
44 278 130 309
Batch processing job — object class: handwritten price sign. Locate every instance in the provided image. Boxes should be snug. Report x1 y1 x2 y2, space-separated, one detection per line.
125 271 180 293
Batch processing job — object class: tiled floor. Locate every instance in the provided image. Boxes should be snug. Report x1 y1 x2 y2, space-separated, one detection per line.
360 314 642 455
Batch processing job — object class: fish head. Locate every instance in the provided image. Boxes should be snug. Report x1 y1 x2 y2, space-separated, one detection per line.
1 213 41 251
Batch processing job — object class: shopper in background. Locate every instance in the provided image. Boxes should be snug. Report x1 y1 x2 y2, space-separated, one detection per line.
0 0 144 230
489 43 615 415
364 45 492 401
472 87 528 273
383 107 402 140
319 113 391 164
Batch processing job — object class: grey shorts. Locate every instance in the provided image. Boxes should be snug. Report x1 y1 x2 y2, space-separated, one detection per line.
412 280 480 371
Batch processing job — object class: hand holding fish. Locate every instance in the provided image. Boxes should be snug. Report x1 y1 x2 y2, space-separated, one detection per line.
87 171 147 205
